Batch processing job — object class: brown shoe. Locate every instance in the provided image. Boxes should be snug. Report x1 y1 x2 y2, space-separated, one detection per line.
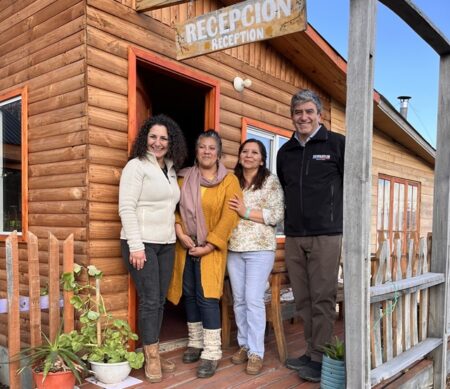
160 355 176 373
231 346 248 365
246 354 263 375
144 343 162 383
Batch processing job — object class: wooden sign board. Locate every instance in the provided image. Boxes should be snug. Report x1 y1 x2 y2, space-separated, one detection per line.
136 0 189 12
175 0 306 60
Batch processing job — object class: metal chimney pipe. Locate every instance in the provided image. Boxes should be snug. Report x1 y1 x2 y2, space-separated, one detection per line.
398 96 411 119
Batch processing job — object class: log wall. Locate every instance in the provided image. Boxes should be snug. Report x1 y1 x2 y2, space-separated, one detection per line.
0 0 87 345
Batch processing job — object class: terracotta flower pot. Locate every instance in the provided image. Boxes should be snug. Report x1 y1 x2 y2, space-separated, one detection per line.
32 369 76 389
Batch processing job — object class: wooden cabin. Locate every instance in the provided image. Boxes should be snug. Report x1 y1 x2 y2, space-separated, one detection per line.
0 0 435 352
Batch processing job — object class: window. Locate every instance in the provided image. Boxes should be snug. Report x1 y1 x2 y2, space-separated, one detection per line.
242 118 292 236
1 88 27 236
377 175 420 252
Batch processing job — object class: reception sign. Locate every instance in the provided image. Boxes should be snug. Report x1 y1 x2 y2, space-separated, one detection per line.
175 0 306 60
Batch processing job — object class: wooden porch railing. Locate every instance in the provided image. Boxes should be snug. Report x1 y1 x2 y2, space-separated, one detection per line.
369 234 444 386
4 231 75 389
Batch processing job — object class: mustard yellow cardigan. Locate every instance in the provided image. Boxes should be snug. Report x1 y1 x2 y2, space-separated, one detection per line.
167 173 242 304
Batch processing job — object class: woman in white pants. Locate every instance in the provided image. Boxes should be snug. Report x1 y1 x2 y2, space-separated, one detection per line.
227 139 284 375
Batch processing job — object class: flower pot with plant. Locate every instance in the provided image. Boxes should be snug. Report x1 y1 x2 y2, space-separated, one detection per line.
62 264 144 384
15 330 88 389
321 336 345 389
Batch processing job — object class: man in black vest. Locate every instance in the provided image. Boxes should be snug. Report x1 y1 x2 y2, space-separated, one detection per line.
277 89 345 382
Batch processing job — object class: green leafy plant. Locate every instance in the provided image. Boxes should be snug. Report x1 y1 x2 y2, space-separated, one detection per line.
16 330 87 383
61 264 144 369
322 336 345 361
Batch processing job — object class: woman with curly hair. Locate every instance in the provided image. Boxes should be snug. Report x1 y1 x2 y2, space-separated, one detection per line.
119 114 187 383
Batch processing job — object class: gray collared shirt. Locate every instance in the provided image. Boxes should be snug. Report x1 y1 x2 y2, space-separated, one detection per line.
294 125 321 147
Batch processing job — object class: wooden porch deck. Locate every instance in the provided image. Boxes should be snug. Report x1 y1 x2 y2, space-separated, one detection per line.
79 318 344 389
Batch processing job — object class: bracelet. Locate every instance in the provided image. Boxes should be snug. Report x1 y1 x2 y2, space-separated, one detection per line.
244 207 251 220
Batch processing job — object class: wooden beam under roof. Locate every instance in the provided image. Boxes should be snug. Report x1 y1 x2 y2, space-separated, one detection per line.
379 0 450 55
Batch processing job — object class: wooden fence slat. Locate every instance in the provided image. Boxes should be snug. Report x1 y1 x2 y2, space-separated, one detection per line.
392 239 403 357
410 239 419 346
63 234 74 333
419 237 429 341
6 231 21 389
48 232 60 341
27 231 42 347
382 240 393 362
371 240 388 367
403 239 413 350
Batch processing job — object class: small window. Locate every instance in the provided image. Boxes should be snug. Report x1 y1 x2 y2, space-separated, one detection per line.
242 118 292 236
377 175 420 253
1 88 27 236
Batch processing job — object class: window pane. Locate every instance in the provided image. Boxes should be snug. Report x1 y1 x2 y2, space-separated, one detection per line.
1 97 22 233
377 179 384 230
393 183 399 230
383 180 390 231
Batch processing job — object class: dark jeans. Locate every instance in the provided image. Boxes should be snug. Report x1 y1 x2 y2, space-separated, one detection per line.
183 254 221 329
121 240 175 345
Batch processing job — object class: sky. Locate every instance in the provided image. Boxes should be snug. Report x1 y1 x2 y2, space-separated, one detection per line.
306 0 450 148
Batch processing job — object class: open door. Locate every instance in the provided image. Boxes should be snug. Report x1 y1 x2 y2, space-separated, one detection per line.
127 47 220 346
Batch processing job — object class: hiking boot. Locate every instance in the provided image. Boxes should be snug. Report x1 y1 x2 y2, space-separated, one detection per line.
231 346 248 365
298 360 322 382
160 355 176 373
197 358 219 378
285 354 311 370
246 354 263 375
183 347 202 363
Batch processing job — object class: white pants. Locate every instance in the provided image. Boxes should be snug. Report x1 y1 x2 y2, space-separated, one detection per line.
227 250 275 358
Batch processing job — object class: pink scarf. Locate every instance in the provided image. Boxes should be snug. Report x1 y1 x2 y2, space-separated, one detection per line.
179 162 228 246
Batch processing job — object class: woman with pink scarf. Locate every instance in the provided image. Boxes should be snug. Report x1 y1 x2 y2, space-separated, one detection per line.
167 130 241 378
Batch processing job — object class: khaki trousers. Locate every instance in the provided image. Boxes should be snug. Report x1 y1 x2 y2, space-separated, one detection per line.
285 235 342 362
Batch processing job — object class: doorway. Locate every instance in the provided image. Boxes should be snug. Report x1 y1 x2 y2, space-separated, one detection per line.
128 47 220 344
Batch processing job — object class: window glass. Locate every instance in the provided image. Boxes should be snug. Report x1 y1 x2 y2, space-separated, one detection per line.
1 96 22 233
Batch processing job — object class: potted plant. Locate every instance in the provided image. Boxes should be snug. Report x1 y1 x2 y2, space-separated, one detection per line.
62 264 144 384
321 336 345 389
16 330 87 389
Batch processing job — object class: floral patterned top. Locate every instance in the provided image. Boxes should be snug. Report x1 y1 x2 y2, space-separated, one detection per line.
228 174 284 252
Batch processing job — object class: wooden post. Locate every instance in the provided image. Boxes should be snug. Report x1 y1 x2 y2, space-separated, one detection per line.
344 0 377 387
63 234 75 333
428 53 450 389
27 231 42 347
6 232 21 389
48 232 60 341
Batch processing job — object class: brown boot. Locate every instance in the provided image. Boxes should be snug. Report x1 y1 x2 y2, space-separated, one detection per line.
144 343 162 383
160 355 176 373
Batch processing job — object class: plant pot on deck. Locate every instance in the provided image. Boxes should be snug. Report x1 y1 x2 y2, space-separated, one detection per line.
89 360 132 384
32 369 76 389
321 355 345 389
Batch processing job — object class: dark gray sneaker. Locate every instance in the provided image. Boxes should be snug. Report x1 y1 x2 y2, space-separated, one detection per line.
285 354 311 370
298 361 322 382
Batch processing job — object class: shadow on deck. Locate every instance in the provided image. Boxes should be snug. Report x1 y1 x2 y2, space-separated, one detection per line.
79 318 344 389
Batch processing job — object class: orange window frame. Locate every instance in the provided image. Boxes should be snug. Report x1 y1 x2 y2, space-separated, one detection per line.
0 86 28 242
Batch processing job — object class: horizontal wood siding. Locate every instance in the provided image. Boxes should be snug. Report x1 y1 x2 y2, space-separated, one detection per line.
0 0 87 346
330 100 434 254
